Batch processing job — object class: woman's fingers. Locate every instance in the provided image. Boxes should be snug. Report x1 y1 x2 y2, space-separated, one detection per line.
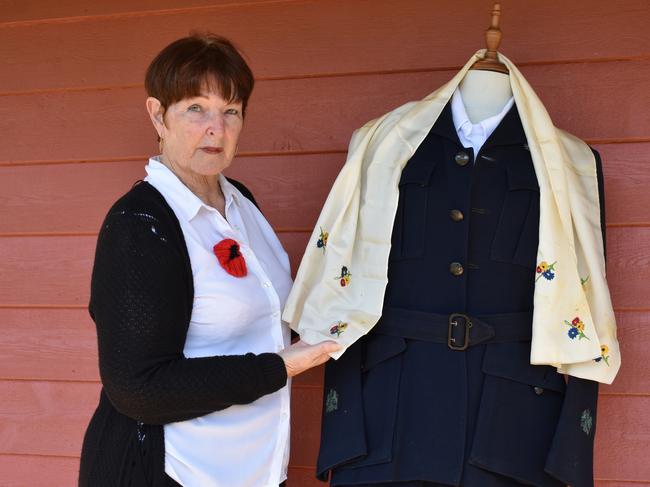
278 340 342 377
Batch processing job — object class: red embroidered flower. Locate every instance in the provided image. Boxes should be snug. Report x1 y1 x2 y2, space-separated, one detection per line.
213 239 247 277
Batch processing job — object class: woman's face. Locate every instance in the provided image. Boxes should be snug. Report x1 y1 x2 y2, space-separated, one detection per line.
147 90 244 178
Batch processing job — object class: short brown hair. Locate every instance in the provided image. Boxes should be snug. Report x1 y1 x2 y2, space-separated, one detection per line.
145 33 254 115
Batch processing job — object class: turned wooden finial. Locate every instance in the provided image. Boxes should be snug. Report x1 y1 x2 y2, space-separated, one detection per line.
471 2 509 74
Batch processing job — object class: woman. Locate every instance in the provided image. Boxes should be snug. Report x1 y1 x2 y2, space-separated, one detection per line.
79 34 338 487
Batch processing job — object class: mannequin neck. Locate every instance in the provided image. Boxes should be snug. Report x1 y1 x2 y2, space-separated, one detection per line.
458 70 513 123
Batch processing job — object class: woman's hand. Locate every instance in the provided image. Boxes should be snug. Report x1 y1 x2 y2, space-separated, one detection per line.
278 340 341 378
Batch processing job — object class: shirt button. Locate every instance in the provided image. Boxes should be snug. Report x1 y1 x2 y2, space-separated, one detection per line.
454 151 470 166
449 209 464 222
262 281 271 288
449 262 464 276
534 386 545 395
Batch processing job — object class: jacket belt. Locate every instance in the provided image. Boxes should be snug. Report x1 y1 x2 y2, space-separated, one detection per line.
373 307 533 350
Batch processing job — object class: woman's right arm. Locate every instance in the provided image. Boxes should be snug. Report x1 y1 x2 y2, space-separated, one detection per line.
91 211 288 425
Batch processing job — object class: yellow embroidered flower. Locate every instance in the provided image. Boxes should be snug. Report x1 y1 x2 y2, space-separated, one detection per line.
537 261 549 273
575 321 585 332
601 345 609 356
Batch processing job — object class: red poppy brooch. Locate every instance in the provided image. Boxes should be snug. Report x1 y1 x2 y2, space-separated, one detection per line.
213 238 247 277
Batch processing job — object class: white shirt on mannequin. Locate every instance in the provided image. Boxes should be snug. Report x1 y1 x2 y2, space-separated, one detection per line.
451 87 514 161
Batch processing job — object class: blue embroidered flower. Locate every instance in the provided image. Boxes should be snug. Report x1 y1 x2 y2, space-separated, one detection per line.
543 270 555 280
536 261 557 282
334 266 351 287
568 327 579 339
316 227 328 252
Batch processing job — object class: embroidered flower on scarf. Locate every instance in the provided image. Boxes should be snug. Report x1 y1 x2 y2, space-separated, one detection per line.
535 260 557 282
580 275 590 287
564 316 590 341
595 344 610 365
334 266 351 287
330 321 348 337
316 227 329 252
213 238 247 277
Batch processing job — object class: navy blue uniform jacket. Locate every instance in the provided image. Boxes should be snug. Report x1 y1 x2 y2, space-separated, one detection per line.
317 102 605 487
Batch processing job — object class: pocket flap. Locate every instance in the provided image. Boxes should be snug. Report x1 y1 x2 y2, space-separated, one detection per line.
363 334 407 371
482 342 565 392
399 152 438 186
506 159 539 191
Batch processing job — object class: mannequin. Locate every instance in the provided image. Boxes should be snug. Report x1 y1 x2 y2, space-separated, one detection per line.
291 4 609 486
458 70 513 122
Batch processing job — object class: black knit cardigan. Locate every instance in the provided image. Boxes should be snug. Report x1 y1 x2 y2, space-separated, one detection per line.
79 180 288 487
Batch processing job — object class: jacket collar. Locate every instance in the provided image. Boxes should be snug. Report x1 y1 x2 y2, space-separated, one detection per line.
429 99 528 150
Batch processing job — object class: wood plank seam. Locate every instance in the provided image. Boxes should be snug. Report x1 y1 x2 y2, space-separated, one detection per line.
0 0 301 29
1 139 648 168
0 150 349 167
2 56 650 98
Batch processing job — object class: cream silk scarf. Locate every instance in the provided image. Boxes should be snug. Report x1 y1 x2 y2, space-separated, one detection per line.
283 51 620 384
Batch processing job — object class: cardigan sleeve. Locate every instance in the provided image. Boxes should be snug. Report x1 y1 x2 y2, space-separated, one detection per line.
89 209 287 425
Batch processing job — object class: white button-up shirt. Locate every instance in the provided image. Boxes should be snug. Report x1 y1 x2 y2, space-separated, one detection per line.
451 89 514 160
144 158 292 487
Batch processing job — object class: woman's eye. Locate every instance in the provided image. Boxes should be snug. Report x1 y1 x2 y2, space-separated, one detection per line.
225 108 240 116
187 104 202 112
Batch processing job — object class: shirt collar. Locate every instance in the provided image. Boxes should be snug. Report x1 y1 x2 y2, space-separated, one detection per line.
144 157 238 221
451 89 514 142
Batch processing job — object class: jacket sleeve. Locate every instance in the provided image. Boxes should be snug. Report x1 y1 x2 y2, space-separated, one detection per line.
89 210 287 425
544 148 605 486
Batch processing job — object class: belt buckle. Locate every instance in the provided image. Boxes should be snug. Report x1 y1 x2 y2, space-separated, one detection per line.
448 313 472 351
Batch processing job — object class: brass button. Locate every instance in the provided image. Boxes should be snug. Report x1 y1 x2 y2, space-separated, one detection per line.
449 262 464 276
454 151 470 166
534 386 544 395
450 209 464 222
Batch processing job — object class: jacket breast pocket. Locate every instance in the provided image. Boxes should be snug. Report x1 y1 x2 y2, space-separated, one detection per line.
469 343 566 485
390 153 437 261
490 158 540 269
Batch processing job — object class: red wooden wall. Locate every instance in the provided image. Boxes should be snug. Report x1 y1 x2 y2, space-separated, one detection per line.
1 1 649 485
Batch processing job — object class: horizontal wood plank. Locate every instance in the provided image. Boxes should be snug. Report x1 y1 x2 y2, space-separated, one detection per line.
1 0 649 92
0 454 80 487
0 308 98 381
1 60 648 165
0 235 96 307
0 153 344 234
0 380 100 457
596 142 650 226
0 227 646 308
606 227 650 309
601 312 650 395
595 395 650 481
